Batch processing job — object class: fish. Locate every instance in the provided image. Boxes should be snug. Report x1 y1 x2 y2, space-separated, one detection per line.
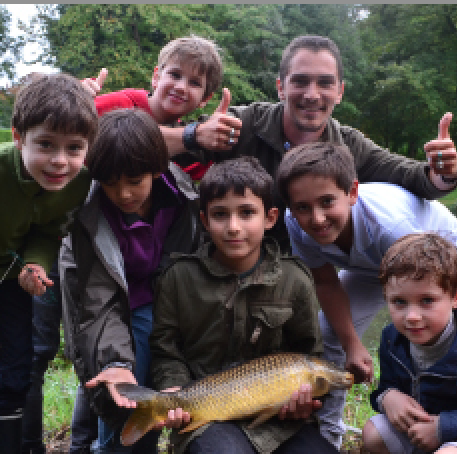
116 352 354 446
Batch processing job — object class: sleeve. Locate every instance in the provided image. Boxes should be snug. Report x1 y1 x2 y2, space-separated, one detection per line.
439 410 457 443
370 328 401 412
59 230 135 382
149 266 192 391
343 126 446 200
283 261 323 357
285 210 327 269
94 90 135 116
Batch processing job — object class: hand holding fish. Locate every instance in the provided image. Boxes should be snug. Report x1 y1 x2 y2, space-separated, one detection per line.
344 338 373 384
85 367 138 409
278 383 321 420
150 387 192 431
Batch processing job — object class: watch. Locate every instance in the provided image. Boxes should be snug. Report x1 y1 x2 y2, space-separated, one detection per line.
441 174 457 185
183 122 200 151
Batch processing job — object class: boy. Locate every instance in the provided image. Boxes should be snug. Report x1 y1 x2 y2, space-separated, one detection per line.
277 142 457 448
362 233 457 454
146 156 338 454
83 34 226 180
0 72 97 451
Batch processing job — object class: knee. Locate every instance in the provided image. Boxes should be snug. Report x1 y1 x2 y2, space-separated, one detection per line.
362 420 388 454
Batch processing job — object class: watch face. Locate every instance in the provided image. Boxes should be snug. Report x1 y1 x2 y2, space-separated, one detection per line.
183 122 199 151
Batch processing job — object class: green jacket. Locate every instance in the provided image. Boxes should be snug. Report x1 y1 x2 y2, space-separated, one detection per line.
150 237 323 454
0 142 90 279
198 102 446 252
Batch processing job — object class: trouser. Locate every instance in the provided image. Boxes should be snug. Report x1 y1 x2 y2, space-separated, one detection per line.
22 263 61 454
0 279 34 454
317 270 386 448
186 421 339 454
92 303 159 454
70 384 98 453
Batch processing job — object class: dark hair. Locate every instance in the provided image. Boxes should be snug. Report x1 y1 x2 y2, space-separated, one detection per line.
380 233 457 297
279 35 343 83
86 108 168 182
12 72 98 144
277 142 356 206
157 35 223 99
199 156 274 214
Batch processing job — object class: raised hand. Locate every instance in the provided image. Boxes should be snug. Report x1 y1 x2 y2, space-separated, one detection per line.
424 112 457 181
18 263 53 296
194 87 242 151
81 68 109 98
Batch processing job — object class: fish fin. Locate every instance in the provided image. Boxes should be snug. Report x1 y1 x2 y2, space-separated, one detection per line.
178 420 209 434
247 406 281 429
116 383 159 403
120 407 160 446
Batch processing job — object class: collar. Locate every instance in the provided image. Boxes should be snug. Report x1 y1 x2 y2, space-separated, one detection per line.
13 147 44 197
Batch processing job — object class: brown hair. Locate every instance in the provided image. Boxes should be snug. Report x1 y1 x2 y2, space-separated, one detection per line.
157 35 223 99
12 72 98 144
277 142 356 206
86 108 168 182
279 35 343 83
199 156 274 215
380 233 457 297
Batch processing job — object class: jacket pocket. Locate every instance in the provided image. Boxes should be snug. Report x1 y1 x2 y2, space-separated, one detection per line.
250 304 293 352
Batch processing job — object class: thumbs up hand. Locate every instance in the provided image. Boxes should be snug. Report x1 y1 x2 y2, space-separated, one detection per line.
81 68 108 98
424 112 457 188
194 88 242 151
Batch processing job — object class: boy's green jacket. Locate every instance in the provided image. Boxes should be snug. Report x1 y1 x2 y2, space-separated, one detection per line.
0 143 91 279
150 237 323 454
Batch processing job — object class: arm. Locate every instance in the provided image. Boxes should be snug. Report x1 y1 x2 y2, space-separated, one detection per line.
345 112 457 199
312 263 373 384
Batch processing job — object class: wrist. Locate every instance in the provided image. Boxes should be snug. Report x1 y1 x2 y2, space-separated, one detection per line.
440 174 457 185
182 122 200 151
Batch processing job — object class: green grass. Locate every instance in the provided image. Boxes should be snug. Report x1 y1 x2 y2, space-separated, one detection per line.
0 128 11 143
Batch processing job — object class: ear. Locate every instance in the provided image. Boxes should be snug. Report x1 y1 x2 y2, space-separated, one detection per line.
335 80 344 106
348 179 358 206
200 210 209 231
451 291 457 310
265 207 279 230
276 78 285 101
13 128 22 150
151 66 160 91
198 93 213 109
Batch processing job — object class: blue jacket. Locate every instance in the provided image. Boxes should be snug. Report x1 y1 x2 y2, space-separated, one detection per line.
370 319 457 443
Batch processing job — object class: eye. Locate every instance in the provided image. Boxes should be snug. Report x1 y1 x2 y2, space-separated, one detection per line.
210 210 227 219
421 297 434 306
292 76 310 88
293 203 311 213
391 297 407 307
127 178 142 186
37 140 53 149
318 76 336 88
190 78 202 88
321 196 334 207
240 208 255 218
67 143 85 154
170 70 181 80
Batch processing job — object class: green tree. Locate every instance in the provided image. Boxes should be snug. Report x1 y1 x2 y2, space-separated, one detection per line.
0 6 19 80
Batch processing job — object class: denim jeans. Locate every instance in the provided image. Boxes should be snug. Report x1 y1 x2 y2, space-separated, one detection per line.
92 303 157 454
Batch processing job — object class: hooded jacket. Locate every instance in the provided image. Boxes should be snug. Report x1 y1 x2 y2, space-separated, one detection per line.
150 237 323 454
59 162 200 427
370 318 457 443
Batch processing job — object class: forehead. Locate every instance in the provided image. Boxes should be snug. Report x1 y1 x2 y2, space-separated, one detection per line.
288 174 343 203
208 187 264 209
286 48 339 80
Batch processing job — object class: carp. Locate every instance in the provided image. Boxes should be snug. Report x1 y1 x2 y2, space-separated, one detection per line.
116 352 353 446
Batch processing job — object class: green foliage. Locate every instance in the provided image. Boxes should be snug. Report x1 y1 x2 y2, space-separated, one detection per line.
0 128 11 142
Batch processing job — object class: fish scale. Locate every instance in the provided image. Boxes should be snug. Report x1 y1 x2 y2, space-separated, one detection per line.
116 352 353 446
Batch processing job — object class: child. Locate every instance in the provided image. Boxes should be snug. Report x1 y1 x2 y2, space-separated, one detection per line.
82 34 230 181
59 108 201 454
362 233 457 454
277 142 457 448
144 156 338 454
0 72 97 452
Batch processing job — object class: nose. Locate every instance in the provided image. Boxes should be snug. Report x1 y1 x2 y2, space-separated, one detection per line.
405 307 421 322
228 214 241 232
119 185 131 200
175 77 187 91
50 149 67 167
303 81 319 100
311 208 325 225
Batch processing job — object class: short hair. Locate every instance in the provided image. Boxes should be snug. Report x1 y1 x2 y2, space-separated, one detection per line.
199 156 274 215
157 35 223 99
86 108 168 183
12 72 98 144
277 142 356 206
380 233 457 297
279 35 343 83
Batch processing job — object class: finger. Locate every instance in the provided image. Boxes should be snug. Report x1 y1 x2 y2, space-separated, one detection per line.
438 112 452 140
409 406 431 423
96 68 108 89
215 87 231 114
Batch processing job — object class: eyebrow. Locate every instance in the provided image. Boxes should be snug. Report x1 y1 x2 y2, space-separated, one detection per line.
290 74 337 83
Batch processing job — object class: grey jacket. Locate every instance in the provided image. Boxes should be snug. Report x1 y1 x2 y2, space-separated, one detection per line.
59 162 200 427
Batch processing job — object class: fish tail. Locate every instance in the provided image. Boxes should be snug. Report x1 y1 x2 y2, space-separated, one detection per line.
120 405 164 446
